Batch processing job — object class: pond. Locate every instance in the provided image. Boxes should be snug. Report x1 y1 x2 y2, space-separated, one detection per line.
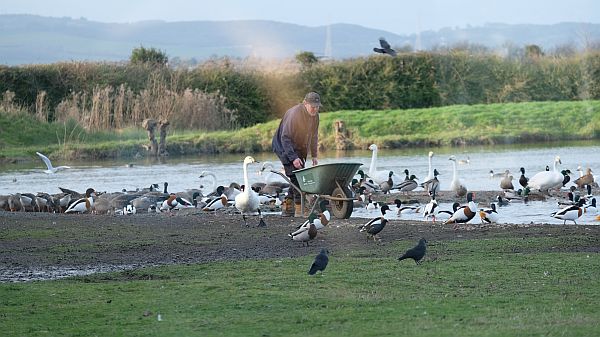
1 140 598 225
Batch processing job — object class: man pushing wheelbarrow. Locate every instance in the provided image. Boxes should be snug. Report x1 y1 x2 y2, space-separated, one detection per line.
272 92 322 217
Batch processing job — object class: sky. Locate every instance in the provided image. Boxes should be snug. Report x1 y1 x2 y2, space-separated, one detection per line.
1 0 599 35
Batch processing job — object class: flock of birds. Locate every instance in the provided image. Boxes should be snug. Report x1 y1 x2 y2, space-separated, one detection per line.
2 146 599 275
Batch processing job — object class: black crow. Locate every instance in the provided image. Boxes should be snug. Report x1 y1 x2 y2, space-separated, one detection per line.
308 248 329 275
398 238 427 264
373 37 397 56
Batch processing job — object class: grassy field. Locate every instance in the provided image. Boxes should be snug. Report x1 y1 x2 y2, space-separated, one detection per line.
2 237 599 337
1 100 599 160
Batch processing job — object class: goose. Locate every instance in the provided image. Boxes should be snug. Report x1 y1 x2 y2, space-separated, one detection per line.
36 152 71 174
527 156 563 193
444 192 478 229
65 188 96 213
479 203 500 224
289 221 318 246
359 204 390 242
518 167 529 188
367 144 403 186
551 199 585 224
420 169 440 195
235 156 266 227
449 156 467 197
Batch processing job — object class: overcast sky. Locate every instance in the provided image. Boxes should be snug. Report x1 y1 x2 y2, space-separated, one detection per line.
1 0 599 35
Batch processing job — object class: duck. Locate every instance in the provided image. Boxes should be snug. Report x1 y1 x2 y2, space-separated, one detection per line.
449 156 467 197
551 198 585 224
160 193 194 212
584 198 597 215
496 195 510 207
391 199 419 216
489 170 506 179
396 174 419 193
527 156 563 193
422 191 439 222
65 188 96 213
202 194 232 211
518 167 529 188
378 171 395 194
289 219 317 246
420 169 440 195
479 203 500 224
444 192 478 229
356 170 380 194
36 151 71 174
458 156 470 165
290 200 330 236
574 167 594 189
235 156 266 227
367 144 403 186
359 204 390 242
435 202 461 221
499 172 514 191
365 195 378 211
561 169 572 187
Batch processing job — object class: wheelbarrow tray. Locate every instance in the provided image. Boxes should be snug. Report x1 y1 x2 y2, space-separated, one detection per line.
293 162 362 195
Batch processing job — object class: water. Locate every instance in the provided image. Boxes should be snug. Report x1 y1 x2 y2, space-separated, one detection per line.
1 141 598 224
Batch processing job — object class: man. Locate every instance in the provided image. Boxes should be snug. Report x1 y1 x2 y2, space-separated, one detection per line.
272 92 321 217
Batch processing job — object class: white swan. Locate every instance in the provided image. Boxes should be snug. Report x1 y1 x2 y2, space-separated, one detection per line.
527 156 563 192
36 152 71 174
198 171 217 193
367 144 402 186
425 151 434 182
235 156 265 227
449 155 468 197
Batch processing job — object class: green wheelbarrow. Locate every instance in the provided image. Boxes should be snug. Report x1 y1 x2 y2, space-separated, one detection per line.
271 162 362 219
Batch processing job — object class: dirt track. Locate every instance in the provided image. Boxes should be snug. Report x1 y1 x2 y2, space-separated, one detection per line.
2 196 600 282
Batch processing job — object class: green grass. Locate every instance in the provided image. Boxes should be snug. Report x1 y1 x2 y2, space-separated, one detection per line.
1 100 599 159
1 237 599 336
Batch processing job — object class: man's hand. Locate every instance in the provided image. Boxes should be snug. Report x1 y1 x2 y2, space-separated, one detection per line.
293 158 304 169
312 158 318 166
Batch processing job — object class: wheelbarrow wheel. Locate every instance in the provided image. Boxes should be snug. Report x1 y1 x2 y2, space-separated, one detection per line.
331 186 354 219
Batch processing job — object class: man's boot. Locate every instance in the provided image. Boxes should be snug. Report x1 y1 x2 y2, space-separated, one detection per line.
281 199 294 217
294 203 304 218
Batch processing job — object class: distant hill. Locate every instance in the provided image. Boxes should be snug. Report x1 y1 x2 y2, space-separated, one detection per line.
1 14 599 65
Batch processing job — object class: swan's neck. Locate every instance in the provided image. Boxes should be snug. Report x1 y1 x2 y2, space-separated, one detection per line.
452 161 458 181
553 160 559 172
369 148 378 175
243 163 250 191
428 156 433 177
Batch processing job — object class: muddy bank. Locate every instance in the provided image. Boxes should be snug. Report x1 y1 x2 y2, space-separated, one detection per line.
2 203 600 282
